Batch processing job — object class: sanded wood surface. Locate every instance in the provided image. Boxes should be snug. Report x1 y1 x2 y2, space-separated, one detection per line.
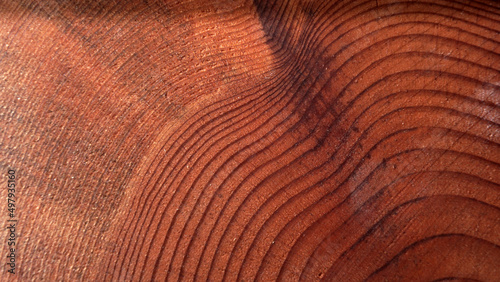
0 0 499 281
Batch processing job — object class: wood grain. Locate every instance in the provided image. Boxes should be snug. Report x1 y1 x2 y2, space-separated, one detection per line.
0 0 499 281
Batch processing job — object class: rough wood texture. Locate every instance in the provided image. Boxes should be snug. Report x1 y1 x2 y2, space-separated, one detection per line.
1 0 499 281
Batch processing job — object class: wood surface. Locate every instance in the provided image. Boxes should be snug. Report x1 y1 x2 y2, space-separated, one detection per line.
0 0 499 281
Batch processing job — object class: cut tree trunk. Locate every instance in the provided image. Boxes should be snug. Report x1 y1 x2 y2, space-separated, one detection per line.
0 0 499 281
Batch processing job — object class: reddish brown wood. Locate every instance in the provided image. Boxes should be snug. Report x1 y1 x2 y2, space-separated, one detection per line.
0 0 499 281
